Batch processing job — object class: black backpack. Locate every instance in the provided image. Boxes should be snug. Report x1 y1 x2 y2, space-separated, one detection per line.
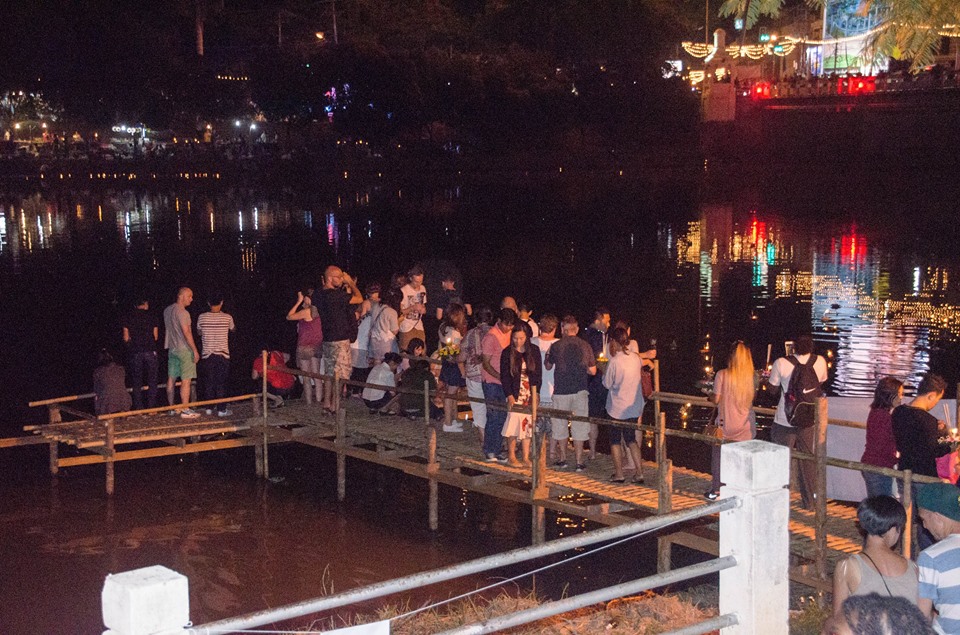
784 355 823 428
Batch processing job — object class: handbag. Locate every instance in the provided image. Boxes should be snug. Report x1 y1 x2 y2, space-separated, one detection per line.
703 408 724 439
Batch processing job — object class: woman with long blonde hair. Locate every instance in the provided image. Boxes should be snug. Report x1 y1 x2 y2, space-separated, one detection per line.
706 341 756 499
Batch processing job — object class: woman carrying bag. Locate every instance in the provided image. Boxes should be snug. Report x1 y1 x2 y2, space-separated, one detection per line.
705 341 756 500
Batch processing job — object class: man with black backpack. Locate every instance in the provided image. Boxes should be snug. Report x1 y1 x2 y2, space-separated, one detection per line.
766 335 828 510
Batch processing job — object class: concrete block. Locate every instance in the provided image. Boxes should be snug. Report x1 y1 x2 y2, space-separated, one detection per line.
102 565 189 635
720 440 790 491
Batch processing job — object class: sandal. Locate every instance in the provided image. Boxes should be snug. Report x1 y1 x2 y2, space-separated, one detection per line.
609 475 626 483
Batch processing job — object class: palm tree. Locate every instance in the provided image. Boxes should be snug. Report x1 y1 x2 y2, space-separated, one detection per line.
718 0 960 71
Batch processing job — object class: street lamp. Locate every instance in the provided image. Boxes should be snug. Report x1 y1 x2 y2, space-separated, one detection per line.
315 31 325 41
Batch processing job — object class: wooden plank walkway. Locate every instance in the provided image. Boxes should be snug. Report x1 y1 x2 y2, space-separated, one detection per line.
18 396 860 592
270 400 861 592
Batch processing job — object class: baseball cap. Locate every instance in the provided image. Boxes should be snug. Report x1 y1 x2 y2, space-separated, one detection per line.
917 483 960 522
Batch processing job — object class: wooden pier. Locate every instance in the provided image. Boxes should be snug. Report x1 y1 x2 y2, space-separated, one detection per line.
4 367 905 597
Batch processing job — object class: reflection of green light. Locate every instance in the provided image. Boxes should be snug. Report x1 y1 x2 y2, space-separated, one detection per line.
767 242 776 265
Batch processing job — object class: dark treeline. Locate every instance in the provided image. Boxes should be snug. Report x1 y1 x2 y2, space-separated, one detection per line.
0 0 703 154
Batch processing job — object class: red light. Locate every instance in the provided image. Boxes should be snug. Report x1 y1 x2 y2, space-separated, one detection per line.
751 82 772 100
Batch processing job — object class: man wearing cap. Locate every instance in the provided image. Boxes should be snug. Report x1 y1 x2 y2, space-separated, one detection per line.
917 482 960 634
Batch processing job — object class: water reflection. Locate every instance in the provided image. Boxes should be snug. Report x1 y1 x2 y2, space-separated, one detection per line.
674 204 960 395
1 184 960 400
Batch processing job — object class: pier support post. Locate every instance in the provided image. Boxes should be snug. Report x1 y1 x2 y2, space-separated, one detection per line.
49 441 59 476
530 389 547 545
426 380 439 531
719 440 790 634
105 419 116 496
335 376 346 502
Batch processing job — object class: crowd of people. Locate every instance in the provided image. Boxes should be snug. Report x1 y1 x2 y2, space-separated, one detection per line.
753 334 960 634
94 263 662 479
93 262 960 633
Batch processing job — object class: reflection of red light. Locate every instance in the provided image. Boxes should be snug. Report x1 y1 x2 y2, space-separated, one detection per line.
839 231 867 266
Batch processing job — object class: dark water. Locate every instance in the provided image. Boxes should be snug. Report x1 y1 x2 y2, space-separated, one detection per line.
3 167 960 631
0 444 682 634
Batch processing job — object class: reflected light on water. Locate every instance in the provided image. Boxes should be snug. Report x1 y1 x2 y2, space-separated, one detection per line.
675 205 960 396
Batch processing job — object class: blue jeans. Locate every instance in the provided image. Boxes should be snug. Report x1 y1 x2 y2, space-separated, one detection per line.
129 350 158 410
481 382 506 457
862 471 895 498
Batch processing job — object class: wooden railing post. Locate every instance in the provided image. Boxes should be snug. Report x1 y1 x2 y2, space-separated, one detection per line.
426 380 439 531
652 360 661 442
657 412 671 513
335 375 345 501
814 397 829 581
261 350 269 420
105 419 115 496
530 388 547 545
260 350 269 480
903 470 914 559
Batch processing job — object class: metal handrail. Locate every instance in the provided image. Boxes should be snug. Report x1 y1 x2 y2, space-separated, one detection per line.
187 497 738 635
437 557 738 635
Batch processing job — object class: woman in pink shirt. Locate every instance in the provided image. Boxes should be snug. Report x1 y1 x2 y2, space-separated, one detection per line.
861 377 904 498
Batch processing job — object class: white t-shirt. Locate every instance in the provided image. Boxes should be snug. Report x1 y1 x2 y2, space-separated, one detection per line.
362 362 396 401
768 354 829 426
603 351 645 420
370 305 399 342
399 284 427 333
531 336 557 403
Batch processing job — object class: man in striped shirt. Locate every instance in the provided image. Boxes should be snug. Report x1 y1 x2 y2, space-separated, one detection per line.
197 292 236 416
917 482 960 634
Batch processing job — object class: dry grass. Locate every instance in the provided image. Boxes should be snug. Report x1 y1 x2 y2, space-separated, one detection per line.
297 584 831 634
304 589 718 634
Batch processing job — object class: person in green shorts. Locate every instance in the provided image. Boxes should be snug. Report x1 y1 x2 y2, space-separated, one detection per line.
164 287 201 418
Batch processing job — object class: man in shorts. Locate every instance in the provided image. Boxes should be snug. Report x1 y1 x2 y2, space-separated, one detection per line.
544 315 597 472
316 265 363 411
164 287 201 418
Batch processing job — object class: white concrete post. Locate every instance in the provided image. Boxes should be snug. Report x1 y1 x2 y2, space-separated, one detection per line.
719 440 790 634
102 565 189 635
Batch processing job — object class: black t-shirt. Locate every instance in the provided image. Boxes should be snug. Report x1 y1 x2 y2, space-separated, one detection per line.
122 308 158 353
317 287 356 342
891 404 952 477
437 288 464 312
547 336 596 395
